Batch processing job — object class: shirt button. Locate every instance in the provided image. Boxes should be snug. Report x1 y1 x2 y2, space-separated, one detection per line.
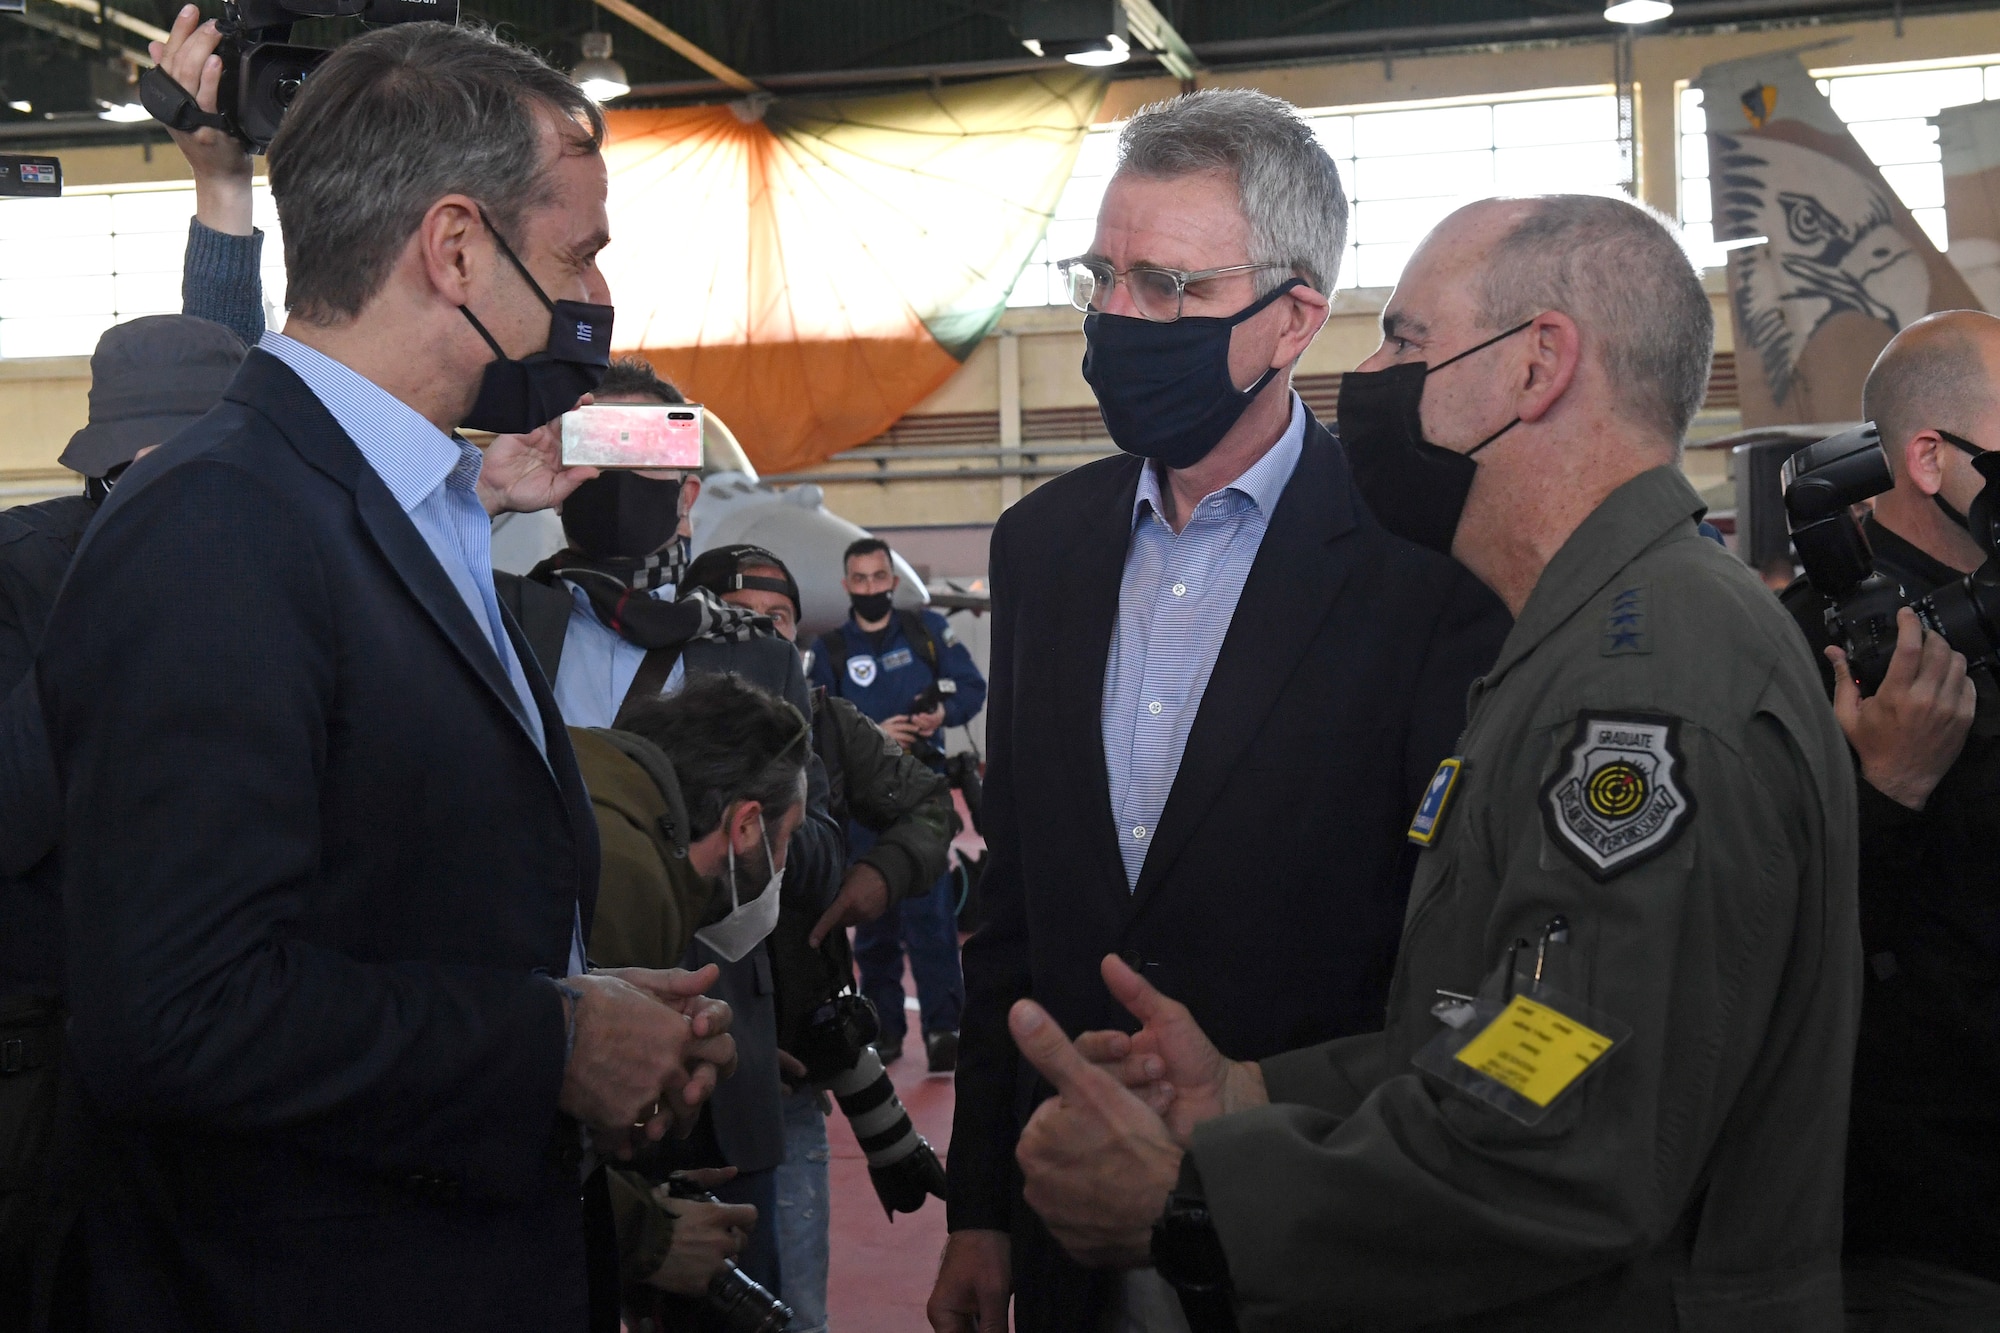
1148 701 1163 715
1172 583 1187 597
1132 825 1149 840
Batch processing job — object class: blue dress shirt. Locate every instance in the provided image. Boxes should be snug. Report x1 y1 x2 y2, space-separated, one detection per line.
1101 392 1306 891
551 581 687 729
260 333 582 972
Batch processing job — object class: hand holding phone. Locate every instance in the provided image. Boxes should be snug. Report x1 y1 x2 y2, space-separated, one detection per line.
561 404 705 469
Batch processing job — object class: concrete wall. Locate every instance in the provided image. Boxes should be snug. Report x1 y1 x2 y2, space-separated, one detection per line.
4 8 1996 515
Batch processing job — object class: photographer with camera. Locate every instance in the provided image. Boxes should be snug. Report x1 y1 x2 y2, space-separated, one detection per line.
1781 310 2000 1325
807 538 985 1072
688 543 956 1332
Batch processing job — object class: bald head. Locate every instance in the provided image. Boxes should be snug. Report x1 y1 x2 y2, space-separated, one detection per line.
1432 194 1713 447
1864 310 2000 476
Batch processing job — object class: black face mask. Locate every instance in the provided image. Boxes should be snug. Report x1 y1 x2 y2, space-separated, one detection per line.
561 471 684 560
1082 279 1306 470
1934 430 1987 532
850 590 894 623
1337 319 1535 555
459 208 614 435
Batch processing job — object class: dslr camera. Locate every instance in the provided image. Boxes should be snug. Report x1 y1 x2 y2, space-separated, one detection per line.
1782 422 2000 693
138 0 455 151
793 991 949 1217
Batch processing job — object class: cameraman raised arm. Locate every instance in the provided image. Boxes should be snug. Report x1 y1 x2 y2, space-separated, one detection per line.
1783 310 2000 1324
152 4 266 346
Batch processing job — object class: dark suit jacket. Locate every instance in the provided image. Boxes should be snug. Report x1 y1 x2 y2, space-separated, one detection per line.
39 350 601 1332
949 413 1510 1331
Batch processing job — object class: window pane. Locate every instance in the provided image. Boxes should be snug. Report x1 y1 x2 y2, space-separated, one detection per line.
1044 217 1096 260
1846 117 1939 166
1071 127 1120 179
1355 242 1417 288
0 195 111 242
1311 114 1352 160
1354 104 1491 158
1054 172 1109 222
1006 264 1051 307
1680 132 1708 180
0 315 115 358
0 234 113 280
1680 87 1707 136
1879 161 1945 210
1353 149 1494 201
114 270 181 316
1913 206 1948 251
1494 141 1626 192
1334 247 1357 289
1352 195 1463 247
109 188 196 235
1826 67 1983 122
1493 96 1617 147
113 229 187 275
0 274 113 319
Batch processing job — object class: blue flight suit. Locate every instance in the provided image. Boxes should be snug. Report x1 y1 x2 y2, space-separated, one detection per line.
808 609 986 1044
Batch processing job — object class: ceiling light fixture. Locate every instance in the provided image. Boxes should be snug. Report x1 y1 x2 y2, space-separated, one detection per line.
98 99 151 122
574 30 630 103
1604 0 1673 22
1062 33 1130 67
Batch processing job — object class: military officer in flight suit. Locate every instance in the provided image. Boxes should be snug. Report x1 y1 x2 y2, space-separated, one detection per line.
1000 194 1861 1332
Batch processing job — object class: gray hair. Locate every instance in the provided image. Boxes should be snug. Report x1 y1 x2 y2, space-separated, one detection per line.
267 23 605 324
1115 88 1349 295
1476 194 1713 447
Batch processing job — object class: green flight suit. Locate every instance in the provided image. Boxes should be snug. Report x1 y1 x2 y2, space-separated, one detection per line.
1192 466 1860 1331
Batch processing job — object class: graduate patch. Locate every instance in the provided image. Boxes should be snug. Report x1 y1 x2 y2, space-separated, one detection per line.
1541 713 1694 880
847 655 878 688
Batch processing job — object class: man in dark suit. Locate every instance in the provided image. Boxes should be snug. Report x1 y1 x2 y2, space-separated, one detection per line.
927 89 1508 1333
37 26 732 1332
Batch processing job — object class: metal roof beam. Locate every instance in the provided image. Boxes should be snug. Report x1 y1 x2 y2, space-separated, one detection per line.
1121 0 1199 80
588 0 762 94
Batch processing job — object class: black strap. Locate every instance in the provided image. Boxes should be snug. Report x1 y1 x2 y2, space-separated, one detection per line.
137 65 235 137
814 631 851 693
614 646 683 726
897 609 939 670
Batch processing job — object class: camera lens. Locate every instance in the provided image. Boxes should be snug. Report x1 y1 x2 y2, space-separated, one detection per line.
274 75 303 108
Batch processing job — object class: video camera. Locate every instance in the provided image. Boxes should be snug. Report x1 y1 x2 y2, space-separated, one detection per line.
1783 422 2000 693
138 0 454 152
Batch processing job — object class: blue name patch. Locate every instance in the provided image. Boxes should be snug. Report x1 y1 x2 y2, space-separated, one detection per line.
1408 757 1464 847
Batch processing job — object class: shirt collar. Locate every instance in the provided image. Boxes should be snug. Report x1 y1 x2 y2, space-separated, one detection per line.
259 331 476 515
1132 390 1307 529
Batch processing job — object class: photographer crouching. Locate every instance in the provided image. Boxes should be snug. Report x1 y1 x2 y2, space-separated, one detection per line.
1781 310 2000 1324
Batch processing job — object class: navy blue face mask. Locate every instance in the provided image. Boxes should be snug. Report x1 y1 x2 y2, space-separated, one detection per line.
1081 278 1306 470
459 209 614 436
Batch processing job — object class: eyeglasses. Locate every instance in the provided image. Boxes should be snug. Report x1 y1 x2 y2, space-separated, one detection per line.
1056 256 1289 323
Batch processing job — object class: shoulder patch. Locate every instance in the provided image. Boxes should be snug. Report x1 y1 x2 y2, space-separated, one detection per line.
940 622 958 645
1540 713 1694 880
1602 585 1650 656
847 655 878 688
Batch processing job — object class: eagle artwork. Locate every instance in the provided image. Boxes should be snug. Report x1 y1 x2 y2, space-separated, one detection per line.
1695 52 1980 425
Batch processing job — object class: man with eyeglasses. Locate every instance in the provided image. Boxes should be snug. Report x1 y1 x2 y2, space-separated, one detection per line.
928 88 1510 1333
994 194 1860 1332
1780 311 2000 1328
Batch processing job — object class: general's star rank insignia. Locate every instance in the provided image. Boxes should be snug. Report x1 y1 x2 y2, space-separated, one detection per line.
1541 713 1695 880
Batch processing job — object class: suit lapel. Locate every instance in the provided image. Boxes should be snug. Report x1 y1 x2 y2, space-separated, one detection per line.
231 350 547 754
1049 458 1145 902
1127 420 1358 917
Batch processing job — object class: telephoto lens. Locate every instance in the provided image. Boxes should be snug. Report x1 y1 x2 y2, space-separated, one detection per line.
825 1044 951 1218
705 1259 795 1333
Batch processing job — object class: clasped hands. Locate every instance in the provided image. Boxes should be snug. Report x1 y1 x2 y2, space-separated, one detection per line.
1009 954 1267 1269
557 964 738 1159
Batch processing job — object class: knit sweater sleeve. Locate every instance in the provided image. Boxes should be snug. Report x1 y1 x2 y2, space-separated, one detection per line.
182 217 266 347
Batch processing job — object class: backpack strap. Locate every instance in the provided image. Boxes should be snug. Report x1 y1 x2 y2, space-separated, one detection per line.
495 570 574 686
583 726 691 858
614 646 684 726
814 629 852 693
897 609 939 671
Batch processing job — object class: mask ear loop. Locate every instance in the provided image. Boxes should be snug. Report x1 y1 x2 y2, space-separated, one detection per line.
1224 277 1313 401
1434 316 1539 460
457 207 560 359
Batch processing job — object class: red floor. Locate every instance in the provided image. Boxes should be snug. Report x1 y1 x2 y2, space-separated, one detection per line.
824 986 957 1331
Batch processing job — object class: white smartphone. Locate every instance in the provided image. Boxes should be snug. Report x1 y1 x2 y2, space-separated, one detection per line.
560 404 705 469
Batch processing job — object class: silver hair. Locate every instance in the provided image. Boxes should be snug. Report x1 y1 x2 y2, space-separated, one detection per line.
1476 194 1714 448
267 23 604 324
1114 88 1349 295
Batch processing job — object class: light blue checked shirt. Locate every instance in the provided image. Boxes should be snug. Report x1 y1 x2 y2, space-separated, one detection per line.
1102 392 1306 891
261 333 582 973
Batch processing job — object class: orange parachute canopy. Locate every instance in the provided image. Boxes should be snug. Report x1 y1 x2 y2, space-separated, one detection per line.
600 71 1104 475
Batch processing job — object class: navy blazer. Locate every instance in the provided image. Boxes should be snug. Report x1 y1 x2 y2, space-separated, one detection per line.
948 413 1511 1331
39 350 601 1331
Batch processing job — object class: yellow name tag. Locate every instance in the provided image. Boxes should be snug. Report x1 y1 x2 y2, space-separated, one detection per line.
1452 995 1614 1108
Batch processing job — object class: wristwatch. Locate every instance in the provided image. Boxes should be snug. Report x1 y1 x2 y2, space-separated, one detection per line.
1151 1161 1239 1333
